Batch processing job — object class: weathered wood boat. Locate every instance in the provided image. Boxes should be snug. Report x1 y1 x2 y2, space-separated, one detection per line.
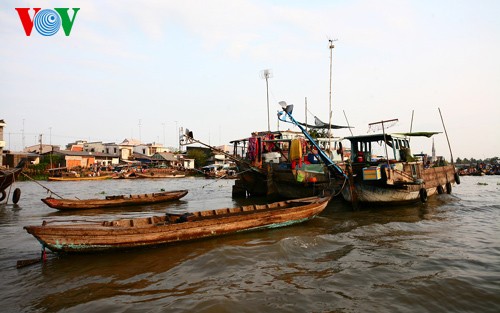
135 171 186 178
277 103 460 207
24 195 330 253
41 190 189 211
340 128 460 205
48 175 112 181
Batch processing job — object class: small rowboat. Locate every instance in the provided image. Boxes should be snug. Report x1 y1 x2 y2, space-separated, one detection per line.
41 190 188 211
24 196 330 253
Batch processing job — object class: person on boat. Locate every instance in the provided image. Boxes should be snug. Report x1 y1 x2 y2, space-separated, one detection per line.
307 147 320 164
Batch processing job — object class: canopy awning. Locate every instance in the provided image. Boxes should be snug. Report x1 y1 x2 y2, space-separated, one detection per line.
393 132 442 138
298 116 353 130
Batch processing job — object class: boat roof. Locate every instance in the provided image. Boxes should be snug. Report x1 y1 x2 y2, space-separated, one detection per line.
344 132 441 142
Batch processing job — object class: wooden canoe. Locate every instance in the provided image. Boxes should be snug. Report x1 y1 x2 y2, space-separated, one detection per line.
48 175 112 181
24 196 331 253
41 190 189 210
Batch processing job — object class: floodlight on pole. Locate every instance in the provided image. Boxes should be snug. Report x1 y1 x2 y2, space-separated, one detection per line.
328 38 338 151
260 69 273 132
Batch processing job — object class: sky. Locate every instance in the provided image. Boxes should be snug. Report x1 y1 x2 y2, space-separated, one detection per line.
1 0 499 160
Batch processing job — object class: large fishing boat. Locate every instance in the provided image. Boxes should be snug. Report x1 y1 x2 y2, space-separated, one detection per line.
278 103 460 207
340 128 460 205
181 126 347 199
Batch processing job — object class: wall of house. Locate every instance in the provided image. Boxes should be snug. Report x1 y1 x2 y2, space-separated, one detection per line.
120 148 132 160
84 142 106 153
65 156 96 168
183 159 195 169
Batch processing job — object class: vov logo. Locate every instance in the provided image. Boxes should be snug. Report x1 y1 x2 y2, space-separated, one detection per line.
15 8 80 36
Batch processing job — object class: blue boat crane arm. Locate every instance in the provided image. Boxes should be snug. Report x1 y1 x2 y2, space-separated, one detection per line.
278 102 347 179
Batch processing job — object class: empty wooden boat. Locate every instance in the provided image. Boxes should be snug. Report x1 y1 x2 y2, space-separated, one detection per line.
41 190 188 210
25 196 330 253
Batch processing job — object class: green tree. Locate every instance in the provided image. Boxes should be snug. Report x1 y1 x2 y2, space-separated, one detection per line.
187 149 208 168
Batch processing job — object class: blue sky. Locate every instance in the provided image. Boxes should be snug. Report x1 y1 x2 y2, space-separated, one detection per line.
1 0 499 159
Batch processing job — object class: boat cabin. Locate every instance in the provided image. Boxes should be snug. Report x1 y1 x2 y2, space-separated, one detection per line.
345 133 413 165
230 130 344 169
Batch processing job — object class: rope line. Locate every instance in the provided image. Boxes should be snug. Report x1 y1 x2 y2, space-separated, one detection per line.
21 172 65 199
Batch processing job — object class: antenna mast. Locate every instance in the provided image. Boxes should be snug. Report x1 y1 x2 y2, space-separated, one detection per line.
328 39 338 152
260 69 273 132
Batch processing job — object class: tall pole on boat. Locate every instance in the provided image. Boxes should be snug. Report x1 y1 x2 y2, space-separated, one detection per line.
328 40 333 151
260 69 273 132
328 39 337 153
343 110 354 136
408 110 414 144
438 108 454 166
305 97 308 133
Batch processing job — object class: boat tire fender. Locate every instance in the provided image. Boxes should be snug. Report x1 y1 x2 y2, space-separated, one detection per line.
419 188 428 203
0 190 6 201
446 182 452 194
437 185 444 194
454 172 461 184
13 188 21 204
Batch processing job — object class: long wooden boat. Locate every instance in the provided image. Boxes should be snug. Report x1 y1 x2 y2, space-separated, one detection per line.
41 190 188 210
135 172 186 178
48 175 112 181
24 196 330 253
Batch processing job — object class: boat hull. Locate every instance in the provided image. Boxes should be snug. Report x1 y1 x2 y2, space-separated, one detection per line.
48 176 112 181
0 163 24 192
24 196 330 253
232 163 336 199
342 164 458 204
41 190 189 210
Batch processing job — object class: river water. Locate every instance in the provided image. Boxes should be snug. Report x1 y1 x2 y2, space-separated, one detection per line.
0 175 498 312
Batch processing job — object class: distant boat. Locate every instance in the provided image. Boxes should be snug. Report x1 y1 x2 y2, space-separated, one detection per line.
135 172 186 178
201 164 237 179
41 190 188 211
48 175 112 181
24 195 330 253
